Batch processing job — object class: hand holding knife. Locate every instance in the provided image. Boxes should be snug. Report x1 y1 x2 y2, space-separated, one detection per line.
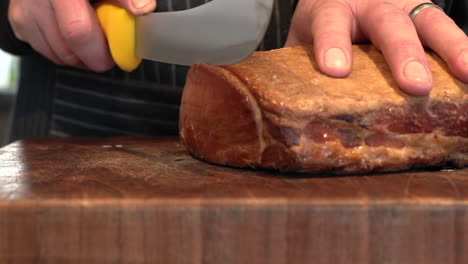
95 0 275 72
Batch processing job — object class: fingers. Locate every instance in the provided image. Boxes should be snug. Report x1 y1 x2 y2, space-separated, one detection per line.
33 3 82 67
110 0 157 15
8 1 60 64
9 0 114 71
7 0 27 43
286 1 356 78
8 0 156 72
50 0 114 72
309 1 354 78
359 1 432 96
285 0 315 47
22 23 65 65
409 4 468 83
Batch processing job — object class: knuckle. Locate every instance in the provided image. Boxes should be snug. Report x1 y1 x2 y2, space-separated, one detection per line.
427 10 450 24
386 39 422 54
417 10 451 28
8 4 27 36
310 1 353 22
8 3 23 24
367 2 407 24
312 0 347 13
388 39 420 49
380 11 408 25
313 30 349 44
309 1 353 41
62 20 93 44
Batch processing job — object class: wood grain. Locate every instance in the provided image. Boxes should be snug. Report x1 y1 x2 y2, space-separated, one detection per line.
0 136 467 263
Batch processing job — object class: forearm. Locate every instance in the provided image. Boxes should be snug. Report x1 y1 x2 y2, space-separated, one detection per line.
0 0 33 55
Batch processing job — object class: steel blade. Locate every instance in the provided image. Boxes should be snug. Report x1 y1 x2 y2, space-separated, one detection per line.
135 0 274 66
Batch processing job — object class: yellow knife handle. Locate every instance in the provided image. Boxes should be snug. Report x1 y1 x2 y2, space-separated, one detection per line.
95 1 142 72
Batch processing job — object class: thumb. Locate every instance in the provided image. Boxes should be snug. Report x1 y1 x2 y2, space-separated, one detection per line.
110 0 157 16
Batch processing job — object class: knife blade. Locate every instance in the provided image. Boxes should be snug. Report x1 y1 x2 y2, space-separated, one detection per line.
96 0 275 72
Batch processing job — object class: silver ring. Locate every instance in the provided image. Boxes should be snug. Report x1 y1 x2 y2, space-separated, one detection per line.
409 3 444 21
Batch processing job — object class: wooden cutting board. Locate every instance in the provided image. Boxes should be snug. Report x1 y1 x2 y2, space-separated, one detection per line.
0 137 467 264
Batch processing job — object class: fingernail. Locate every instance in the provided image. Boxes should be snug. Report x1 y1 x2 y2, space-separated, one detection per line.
324 48 347 69
404 61 430 83
132 0 151 9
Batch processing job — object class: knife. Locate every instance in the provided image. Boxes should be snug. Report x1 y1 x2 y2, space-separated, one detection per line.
95 0 275 72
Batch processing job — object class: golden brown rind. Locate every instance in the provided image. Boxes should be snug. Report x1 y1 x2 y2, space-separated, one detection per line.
179 45 467 174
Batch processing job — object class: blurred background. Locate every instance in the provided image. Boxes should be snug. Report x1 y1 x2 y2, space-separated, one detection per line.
0 50 18 146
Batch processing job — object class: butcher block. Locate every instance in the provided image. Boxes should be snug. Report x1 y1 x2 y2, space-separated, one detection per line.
0 137 467 264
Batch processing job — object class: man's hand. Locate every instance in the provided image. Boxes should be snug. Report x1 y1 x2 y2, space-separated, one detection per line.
286 0 468 96
8 0 156 72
